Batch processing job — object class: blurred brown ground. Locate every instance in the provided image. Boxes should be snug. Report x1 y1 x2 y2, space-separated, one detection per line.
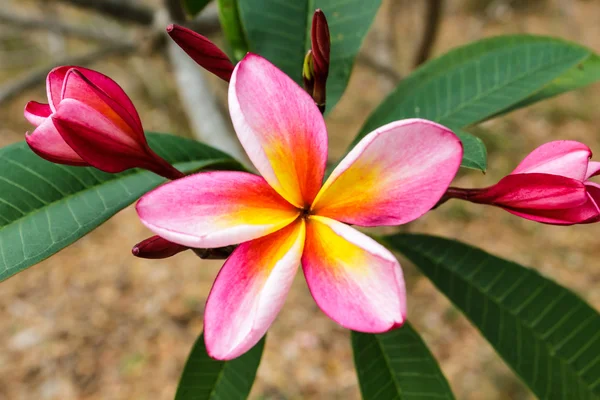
1 0 599 399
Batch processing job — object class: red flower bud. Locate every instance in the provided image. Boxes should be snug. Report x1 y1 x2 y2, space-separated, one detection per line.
25 66 184 180
167 24 235 82
309 9 330 112
132 235 188 259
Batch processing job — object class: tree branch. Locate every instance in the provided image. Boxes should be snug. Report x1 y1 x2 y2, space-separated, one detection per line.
0 9 133 47
55 0 155 26
414 0 443 68
0 44 135 104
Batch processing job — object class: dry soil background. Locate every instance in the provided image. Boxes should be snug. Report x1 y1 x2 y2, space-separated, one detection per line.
0 0 599 399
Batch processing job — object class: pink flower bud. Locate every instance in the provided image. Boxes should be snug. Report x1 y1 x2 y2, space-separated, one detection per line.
451 141 600 225
25 66 184 180
167 24 235 82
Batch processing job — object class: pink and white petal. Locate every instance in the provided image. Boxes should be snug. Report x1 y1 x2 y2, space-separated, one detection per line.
61 70 141 141
302 216 406 332
311 119 462 226
512 140 591 180
46 66 70 111
24 101 52 126
205 220 305 360
586 161 600 179
25 118 87 166
229 53 328 208
136 171 299 248
469 173 588 210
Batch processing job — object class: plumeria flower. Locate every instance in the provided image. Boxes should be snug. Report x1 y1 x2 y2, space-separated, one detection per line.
25 66 183 179
136 54 463 360
446 140 600 224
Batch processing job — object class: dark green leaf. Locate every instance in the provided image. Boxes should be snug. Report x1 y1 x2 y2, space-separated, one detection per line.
217 0 249 62
182 0 212 17
0 133 242 282
176 332 264 399
384 234 600 400
352 323 455 399
236 0 382 111
351 35 598 172
495 52 600 117
455 129 487 171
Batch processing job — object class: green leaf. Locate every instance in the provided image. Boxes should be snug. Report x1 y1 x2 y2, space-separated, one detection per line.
352 324 455 399
175 332 264 399
352 35 598 171
182 0 212 16
0 133 242 282
495 52 600 117
217 0 249 62
384 234 600 400
236 0 382 111
455 129 487 171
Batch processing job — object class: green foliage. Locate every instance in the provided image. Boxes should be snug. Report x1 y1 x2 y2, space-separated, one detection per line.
495 52 600 117
182 0 212 16
353 35 600 172
175 332 264 399
0 134 241 282
235 0 381 111
455 129 487 171
217 0 249 62
352 324 455 399
385 234 600 400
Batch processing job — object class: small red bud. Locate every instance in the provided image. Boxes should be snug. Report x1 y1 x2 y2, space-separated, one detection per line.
167 24 235 82
309 10 330 113
132 235 188 259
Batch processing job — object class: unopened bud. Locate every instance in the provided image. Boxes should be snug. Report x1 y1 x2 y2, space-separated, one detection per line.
132 235 188 259
303 9 330 113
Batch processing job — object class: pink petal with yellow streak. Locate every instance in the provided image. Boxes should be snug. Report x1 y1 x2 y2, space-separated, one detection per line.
47 66 143 130
60 70 141 141
24 101 51 126
229 53 327 208
302 216 406 332
136 171 300 248
512 140 591 180
52 100 152 173
311 119 462 226
204 220 305 360
25 118 87 166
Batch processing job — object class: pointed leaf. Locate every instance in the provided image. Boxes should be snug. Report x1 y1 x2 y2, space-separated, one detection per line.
384 234 600 400
176 332 264 399
0 133 242 282
455 129 487 171
236 0 382 111
352 323 455 399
